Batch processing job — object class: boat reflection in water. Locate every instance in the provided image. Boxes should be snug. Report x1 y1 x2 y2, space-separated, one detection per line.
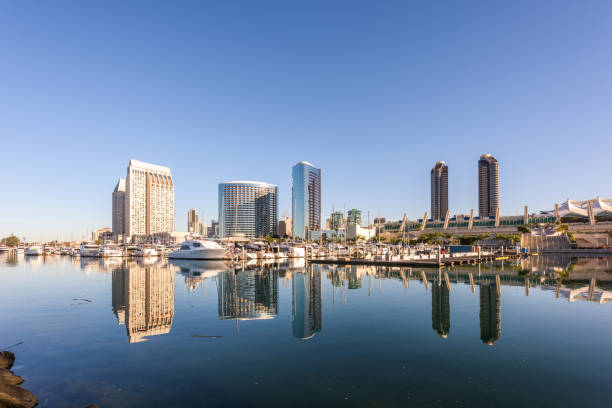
104 256 611 345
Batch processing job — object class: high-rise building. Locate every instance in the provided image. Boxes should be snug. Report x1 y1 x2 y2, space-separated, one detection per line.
478 154 500 218
330 211 344 230
124 159 175 238
347 209 362 226
218 181 278 238
292 268 322 339
112 178 126 237
430 161 448 221
292 161 321 239
187 209 199 233
278 217 292 237
479 283 501 345
208 220 219 238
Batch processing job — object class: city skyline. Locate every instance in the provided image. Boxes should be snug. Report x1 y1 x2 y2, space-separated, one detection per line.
2 1 611 241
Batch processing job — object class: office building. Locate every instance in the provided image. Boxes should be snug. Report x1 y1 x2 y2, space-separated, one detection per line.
112 178 126 237
430 161 448 221
208 220 219 238
292 161 321 239
478 154 500 218
347 209 362 226
124 159 175 238
218 181 278 238
330 211 344 230
278 217 292 237
292 268 322 339
187 209 199 233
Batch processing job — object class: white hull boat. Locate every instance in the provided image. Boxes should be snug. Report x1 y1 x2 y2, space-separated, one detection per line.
169 240 227 260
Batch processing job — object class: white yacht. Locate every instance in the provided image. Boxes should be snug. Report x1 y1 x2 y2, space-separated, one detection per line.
25 245 43 256
0 246 9 253
98 243 123 257
79 243 101 257
135 245 158 257
168 240 227 260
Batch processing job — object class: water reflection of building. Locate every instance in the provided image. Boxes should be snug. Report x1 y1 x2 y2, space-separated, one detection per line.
432 281 450 338
479 283 501 345
218 270 278 320
292 269 322 339
112 263 174 343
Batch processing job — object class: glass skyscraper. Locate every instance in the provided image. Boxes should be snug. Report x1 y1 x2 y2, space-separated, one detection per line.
291 161 321 239
218 181 278 238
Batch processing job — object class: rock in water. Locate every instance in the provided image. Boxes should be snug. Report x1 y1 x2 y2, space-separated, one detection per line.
0 368 24 386
0 382 38 408
0 352 15 370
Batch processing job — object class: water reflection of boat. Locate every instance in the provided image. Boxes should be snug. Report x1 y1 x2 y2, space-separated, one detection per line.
170 259 230 279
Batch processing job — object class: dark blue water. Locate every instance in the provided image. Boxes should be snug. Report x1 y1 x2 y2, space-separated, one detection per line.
1 254 611 407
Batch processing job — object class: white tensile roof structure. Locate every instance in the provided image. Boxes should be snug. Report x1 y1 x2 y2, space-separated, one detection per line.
544 197 612 217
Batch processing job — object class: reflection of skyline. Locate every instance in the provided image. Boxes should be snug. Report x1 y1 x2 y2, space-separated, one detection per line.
292 268 322 339
479 283 501 345
103 257 612 344
218 269 278 320
432 279 450 338
111 263 174 343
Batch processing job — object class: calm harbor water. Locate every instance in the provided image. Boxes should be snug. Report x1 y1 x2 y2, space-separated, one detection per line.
1 254 611 407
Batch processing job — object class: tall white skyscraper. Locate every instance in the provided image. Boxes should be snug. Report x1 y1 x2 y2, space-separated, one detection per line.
124 159 175 238
292 161 321 239
112 178 126 236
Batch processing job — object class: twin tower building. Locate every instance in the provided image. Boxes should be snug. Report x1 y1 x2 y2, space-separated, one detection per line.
431 154 500 221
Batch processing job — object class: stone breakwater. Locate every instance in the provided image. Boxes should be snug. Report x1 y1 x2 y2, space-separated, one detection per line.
0 350 37 408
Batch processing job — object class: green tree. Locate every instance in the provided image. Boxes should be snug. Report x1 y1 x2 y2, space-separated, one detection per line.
2 235 20 247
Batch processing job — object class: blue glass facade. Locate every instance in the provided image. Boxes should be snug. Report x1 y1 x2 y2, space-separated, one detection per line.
291 162 321 239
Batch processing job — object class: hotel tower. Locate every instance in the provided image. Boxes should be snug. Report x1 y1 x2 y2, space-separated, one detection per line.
291 161 321 239
218 181 278 238
124 159 175 238
430 161 448 221
478 154 500 218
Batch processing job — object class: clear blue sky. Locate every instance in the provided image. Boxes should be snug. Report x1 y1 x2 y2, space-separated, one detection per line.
1 0 611 241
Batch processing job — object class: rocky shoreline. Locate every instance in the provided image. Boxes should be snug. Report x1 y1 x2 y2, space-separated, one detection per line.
0 350 37 408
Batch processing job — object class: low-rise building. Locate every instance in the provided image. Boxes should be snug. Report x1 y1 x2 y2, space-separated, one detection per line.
346 224 376 240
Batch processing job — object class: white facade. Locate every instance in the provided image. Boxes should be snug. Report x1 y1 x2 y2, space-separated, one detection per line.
345 224 376 240
125 159 175 238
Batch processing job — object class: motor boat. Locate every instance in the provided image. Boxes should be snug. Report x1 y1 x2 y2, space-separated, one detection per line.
135 245 159 257
168 240 227 260
98 243 123 257
0 246 9 253
25 245 43 256
43 246 55 255
79 243 101 257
